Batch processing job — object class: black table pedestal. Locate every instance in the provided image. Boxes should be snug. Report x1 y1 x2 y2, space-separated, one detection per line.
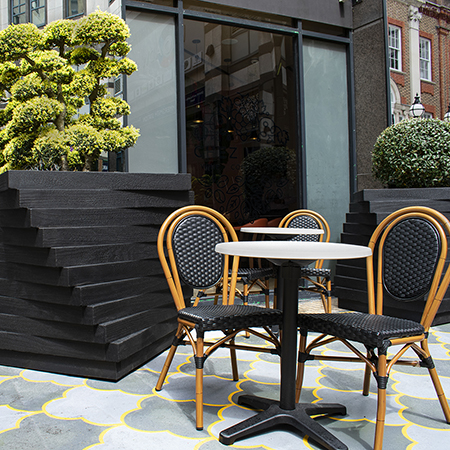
219 264 348 450
219 395 347 450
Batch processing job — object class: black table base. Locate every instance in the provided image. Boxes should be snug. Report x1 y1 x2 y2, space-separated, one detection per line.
219 394 348 450
218 264 348 450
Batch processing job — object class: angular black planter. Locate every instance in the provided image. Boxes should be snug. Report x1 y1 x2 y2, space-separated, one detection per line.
335 188 450 325
0 171 193 380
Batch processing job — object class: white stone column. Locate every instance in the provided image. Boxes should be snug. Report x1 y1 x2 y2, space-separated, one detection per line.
409 4 422 105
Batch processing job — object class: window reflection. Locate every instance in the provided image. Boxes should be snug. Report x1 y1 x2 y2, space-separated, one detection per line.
185 20 298 226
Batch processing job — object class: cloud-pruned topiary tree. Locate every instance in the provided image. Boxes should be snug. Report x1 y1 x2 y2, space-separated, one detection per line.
0 10 139 172
372 118 450 188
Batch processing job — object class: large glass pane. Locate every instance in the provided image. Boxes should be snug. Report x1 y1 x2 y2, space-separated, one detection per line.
127 11 178 173
31 0 46 27
12 0 26 24
185 20 298 226
185 1 293 27
65 0 85 18
303 39 349 243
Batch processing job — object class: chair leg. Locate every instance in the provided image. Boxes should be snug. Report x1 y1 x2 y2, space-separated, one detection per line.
242 282 249 306
363 363 372 396
156 324 184 391
195 336 205 431
272 278 277 309
242 283 250 338
228 337 239 381
264 278 270 308
428 365 450 423
326 278 332 312
295 332 308 403
421 340 450 422
374 353 388 450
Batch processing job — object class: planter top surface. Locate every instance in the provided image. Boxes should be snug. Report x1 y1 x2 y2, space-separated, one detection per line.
0 171 191 192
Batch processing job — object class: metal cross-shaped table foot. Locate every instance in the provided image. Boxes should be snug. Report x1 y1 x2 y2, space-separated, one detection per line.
219 395 347 450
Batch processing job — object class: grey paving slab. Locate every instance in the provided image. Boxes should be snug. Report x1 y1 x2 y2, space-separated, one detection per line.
0 299 449 450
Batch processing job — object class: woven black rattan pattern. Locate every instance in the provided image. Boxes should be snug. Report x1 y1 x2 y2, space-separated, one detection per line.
237 267 276 281
383 218 440 301
297 313 424 349
179 304 283 332
287 216 320 242
173 215 224 289
300 267 330 278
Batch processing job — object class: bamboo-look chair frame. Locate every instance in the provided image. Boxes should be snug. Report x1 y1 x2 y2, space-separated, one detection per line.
155 205 281 430
212 219 274 310
295 206 450 450
279 209 332 312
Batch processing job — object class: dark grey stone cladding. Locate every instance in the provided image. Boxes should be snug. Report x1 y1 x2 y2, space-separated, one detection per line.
335 188 450 325
0 171 193 380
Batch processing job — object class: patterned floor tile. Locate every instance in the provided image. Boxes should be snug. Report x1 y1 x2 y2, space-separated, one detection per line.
0 412 107 449
0 300 449 449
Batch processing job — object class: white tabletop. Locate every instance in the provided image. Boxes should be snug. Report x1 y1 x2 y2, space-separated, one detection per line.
240 227 324 236
216 241 371 262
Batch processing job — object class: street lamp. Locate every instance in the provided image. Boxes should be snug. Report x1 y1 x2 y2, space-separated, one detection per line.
444 104 450 122
410 93 425 118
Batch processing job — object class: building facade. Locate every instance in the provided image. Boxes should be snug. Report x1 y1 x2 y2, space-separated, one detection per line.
0 0 391 241
388 0 450 122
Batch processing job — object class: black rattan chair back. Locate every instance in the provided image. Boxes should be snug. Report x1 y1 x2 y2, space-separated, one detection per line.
286 215 320 242
172 214 224 289
382 217 441 302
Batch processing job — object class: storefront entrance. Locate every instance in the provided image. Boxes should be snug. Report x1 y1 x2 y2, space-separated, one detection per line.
184 20 298 225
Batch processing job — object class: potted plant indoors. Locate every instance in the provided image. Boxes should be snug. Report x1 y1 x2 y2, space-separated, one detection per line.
335 118 450 323
0 11 192 380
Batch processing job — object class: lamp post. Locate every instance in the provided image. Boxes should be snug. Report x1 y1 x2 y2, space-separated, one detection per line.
410 93 425 118
444 104 450 122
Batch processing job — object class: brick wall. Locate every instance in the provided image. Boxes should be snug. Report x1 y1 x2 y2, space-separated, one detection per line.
388 0 450 119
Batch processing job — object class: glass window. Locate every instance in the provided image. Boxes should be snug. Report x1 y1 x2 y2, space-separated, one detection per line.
11 0 46 26
127 11 178 173
420 37 432 81
184 19 298 225
184 0 293 27
30 0 46 27
12 0 28 24
389 25 401 71
65 0 85 18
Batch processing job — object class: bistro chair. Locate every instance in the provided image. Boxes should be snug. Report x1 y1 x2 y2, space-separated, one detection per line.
155 205 282 430
295 206 450 450
212 218 276 316
232 218 276 309
279 209 332 312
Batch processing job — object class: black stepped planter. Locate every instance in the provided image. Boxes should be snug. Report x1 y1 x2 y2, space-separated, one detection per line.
0 171 193 380
335 188 450 325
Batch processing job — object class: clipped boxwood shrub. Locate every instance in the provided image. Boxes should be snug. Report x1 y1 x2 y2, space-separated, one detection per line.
372 118 450 188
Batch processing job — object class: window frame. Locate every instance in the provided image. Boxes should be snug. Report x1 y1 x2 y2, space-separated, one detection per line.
388 24 402 72
11 0 46 27
419 36 432 81
64 0 86 19
30 0 46 27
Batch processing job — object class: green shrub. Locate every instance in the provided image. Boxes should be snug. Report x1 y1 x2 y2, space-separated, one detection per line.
372 119 450 188
0 10 139 172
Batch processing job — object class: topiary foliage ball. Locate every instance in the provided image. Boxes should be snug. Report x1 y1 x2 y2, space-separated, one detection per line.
372 118 450 188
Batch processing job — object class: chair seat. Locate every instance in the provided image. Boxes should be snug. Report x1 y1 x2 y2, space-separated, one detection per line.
236 267 276 281
179 304 283 332
297 313 425 349
300 267 331 279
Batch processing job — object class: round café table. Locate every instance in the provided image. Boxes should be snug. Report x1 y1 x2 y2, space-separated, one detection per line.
240 226 325 324
215 241 372 450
